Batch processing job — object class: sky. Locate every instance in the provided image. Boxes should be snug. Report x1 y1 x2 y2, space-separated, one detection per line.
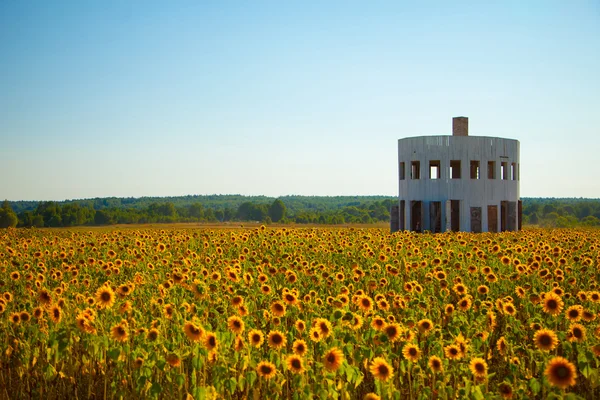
1 1 599 201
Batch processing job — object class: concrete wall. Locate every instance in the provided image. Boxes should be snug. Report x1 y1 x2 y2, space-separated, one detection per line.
397 135 520 232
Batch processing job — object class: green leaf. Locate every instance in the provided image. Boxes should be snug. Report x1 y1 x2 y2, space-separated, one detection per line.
529 378 540 395
472 386 485 400
226 377 237 393
192 356 202 370
150 382 162 396
107 348 120 361
247 371 257 387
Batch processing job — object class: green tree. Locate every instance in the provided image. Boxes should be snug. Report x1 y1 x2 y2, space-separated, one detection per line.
0 200 18 228
268 199 286 222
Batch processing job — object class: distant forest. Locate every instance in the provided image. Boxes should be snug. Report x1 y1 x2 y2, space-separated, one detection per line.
2 195 600 228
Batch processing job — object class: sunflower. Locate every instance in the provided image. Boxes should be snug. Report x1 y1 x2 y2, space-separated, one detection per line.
234 335 244 352
33 307 44 319
49 306 62 323
469 357 488 379
9 312 20 324
428 355 443 373
498 382 514 399
204 332 218 351
295 319 306 333
323 347 344 371
444 344 462 360
283 292 298 306
166 353 181 367
267 330 287 350
293 339 308 356
582 310 596 322
402 343 420 362
257 361 277 379
183 321 204 342
496 336 508 355
542 292 563 316
565 305 583 322
371 316 386 331
248 329 264 348
309 327 323 343
458 297 472 311
369 357 394 381
111 322 129 342
544 356 577 389
502 303 516 316
533 329 558 351
95 285 115 309
383 323 402 342
357 296 374 312
477 285 489 295
227 316 245 334
286 354 305 374
271 301 286 317
38 289 53 307
314 318 333 338
147 328 159 342
417 319 434 335
567 324 586 343
486 311 497 330
134 357 144 369
445 304 455 315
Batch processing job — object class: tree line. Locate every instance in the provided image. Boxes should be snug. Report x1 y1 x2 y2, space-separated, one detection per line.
2 196 599 229
2 196 394 228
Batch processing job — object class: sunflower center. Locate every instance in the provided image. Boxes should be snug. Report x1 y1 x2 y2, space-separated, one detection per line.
291 359 301 369
540 335 551 346
101 292 111 302
556 365 570 379
260 365 272 374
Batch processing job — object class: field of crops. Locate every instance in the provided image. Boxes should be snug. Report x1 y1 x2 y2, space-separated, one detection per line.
1 226 599 399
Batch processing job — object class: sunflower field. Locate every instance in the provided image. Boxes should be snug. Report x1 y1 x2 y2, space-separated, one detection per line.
1 226 599 399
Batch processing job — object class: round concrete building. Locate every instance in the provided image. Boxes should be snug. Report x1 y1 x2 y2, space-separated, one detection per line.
390 117 521 233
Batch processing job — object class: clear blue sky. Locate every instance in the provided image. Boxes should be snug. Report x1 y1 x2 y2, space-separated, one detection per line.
1 1 599 201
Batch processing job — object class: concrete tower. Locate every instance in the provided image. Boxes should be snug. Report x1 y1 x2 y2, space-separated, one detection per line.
390 117 521 233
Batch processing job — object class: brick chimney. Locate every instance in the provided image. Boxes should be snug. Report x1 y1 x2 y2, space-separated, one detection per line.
453 116 468 136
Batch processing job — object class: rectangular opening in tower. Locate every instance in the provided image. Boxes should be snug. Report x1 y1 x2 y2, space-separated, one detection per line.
400 200 405 231
488 161 496 179
488 205 498 232
501 162 509 180
430 201 442 233
507 201 517 231
399 162 405 180
429 160 440 179
450 200 460 231
511 163 517 180
411 161 420 179
470 160 480 179
518 200 522 231
410 201 422 232
501 201 508 232
470 207 482 233
450 160 461 179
